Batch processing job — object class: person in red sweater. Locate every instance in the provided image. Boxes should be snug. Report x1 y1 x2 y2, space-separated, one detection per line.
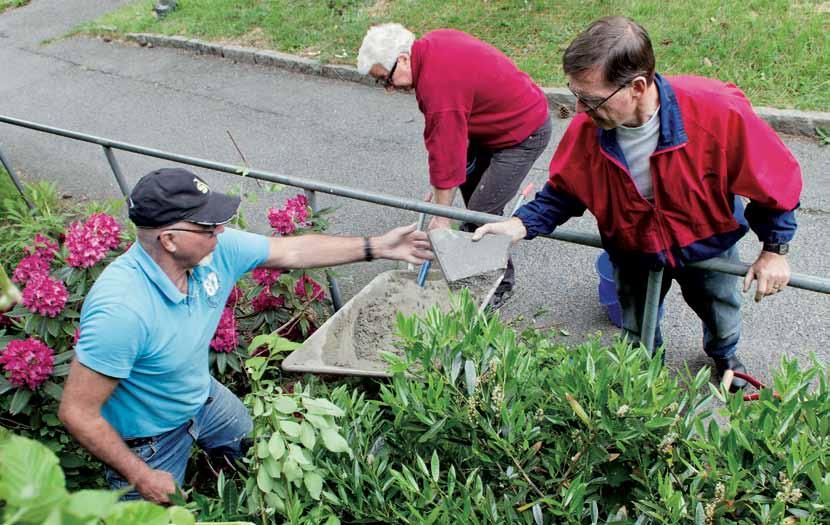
474 17 802 390
357 24 551 308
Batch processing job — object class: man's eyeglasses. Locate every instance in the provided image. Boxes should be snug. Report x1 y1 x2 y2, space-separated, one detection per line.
157 228 219 240
377 58 398 88
567 81 630 113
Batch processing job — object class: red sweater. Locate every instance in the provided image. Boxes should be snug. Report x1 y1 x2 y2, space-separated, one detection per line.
411 30 549 189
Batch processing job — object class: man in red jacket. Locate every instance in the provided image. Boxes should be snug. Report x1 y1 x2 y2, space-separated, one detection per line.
474 17 802 389
357 24 552 308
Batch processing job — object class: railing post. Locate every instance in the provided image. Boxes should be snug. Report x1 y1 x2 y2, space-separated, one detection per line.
0 145 35 211
641 268 664 357
304 189 343 312
102 146 131 197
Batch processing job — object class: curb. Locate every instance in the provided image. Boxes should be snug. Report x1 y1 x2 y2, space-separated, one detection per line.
125 33 830 138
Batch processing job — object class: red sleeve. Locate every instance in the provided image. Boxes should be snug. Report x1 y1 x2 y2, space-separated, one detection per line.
423 110 469 189
726 103 802 211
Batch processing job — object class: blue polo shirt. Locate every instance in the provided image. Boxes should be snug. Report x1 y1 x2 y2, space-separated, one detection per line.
75 228 269 438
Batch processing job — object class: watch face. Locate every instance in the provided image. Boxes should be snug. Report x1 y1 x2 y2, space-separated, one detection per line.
779 244 789 255
764 243 789 255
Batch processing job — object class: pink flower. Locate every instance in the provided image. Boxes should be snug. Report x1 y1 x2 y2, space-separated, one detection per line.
252 289 285 312
226 286 243 307
22 274 68 318
294 274 324 301
267 208 296 235
0 338 55 390
12 254 51 284
86 213 122 250
210 308 238 353
24 234 59 262
285 194 310 224
65 213 122 268
252 268 282 287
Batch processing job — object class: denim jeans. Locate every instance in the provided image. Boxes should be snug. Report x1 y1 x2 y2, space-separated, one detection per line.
105 377 252 500
459 119 552 288
613 244 742 360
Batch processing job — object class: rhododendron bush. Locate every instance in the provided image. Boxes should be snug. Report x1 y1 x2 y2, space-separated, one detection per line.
0 189 332 489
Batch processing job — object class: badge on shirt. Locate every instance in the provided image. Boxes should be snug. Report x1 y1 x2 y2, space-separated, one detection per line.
203 272 219 297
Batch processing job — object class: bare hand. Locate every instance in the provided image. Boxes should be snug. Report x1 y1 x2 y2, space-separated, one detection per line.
132 467 178 505
471 217 527 244
428 216 452 231
743 251 790 302
374 223 434 265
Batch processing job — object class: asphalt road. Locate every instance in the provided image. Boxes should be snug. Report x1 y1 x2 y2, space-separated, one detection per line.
1 0 828 385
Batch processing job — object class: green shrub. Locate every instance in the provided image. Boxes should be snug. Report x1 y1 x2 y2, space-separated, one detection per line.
238 292 829 524
0 431 196 524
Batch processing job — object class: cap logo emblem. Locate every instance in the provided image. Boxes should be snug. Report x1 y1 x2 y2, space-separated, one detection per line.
194 178 210 194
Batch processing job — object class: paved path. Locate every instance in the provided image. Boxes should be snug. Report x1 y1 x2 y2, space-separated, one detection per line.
2 0 828 384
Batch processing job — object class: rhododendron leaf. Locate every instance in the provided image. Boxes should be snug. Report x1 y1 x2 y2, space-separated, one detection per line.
64 489 119 518
0 435 67 524
41 380 63 402
52 363 71 377
217 352 227 375
9 388 32 415
0 375 12 396
103 500 170 525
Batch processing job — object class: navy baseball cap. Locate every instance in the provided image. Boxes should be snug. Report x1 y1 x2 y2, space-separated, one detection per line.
128 168 240 228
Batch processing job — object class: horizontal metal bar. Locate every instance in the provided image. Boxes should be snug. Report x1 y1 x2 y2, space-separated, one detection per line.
2 114 828 295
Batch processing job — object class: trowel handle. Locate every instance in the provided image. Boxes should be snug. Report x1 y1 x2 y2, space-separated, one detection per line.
510 183 534 215
410 191 434 272
417 260 431 287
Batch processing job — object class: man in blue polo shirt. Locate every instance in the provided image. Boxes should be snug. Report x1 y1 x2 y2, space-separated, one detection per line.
58 168 433 503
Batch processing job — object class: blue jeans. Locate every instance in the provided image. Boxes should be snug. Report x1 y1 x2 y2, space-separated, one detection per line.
614 245 742 360
105 377 252 500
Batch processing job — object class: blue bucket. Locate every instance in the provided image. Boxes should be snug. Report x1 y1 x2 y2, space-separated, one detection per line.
595 251 664 328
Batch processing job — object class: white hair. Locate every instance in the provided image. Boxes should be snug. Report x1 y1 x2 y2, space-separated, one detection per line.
357 23 415 75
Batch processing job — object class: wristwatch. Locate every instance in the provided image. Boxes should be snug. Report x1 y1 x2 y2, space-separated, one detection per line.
762 242 789 255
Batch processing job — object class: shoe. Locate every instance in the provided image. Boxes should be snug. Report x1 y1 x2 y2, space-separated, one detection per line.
713 355 748 393
488 281 514 310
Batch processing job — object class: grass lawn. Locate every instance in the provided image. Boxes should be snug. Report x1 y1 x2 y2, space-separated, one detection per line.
78 0 830 111
0 0 29 13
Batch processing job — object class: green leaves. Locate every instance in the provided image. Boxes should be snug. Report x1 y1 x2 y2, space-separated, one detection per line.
0 434 194 524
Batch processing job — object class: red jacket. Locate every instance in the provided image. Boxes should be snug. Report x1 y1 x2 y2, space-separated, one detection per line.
516 74 802 267
411 29 549 189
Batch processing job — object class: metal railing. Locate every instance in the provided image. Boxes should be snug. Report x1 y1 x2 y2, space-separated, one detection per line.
2 114 829 354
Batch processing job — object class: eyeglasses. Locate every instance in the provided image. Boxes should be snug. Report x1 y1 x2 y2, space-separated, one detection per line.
567 81 630 113
157 228 219 240
377 58 398 88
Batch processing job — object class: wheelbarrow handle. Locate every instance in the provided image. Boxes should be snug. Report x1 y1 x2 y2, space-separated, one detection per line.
721 370 780 401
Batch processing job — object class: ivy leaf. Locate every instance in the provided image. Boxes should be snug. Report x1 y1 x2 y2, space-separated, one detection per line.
302 397 345 417
300 421 316 450
256 467 274 493
274 396 298 414
268 433 285 460
320 428 350 454
279 420 301 439
303 471 323 500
